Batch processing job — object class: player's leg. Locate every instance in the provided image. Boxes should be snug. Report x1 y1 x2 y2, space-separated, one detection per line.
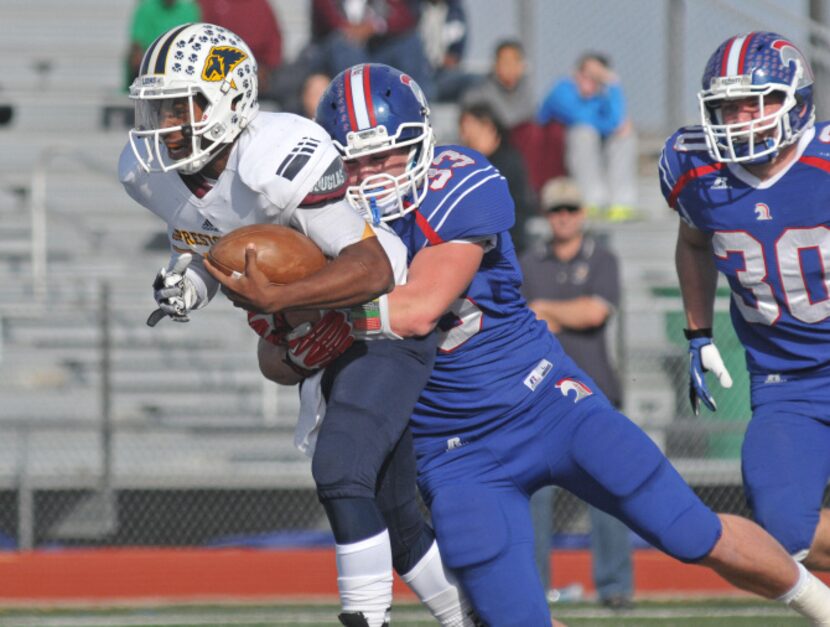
741 403 830 570
552 399 830 623
565 125 606 209
375 427 478 626
418 443 553 627
588 505 633 605
313 334 437 627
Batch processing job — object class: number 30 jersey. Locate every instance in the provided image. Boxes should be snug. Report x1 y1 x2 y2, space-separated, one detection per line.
389 145 563 454
660 122 830 375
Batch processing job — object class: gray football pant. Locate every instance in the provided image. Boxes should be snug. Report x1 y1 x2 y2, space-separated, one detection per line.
565 124 638 209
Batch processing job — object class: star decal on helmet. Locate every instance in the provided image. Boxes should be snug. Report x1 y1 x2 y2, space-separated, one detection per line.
201 46 247 89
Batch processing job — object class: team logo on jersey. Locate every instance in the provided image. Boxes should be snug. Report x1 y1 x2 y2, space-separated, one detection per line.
711 176 730 190
201 46 247 89
754 203 773 221
556 378 593 403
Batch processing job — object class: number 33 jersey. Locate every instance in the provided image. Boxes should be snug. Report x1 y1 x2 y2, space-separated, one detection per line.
660 123 830 375
389 145 562 453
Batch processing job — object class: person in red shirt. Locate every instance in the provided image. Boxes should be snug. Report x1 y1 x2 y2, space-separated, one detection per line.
198 0 283 96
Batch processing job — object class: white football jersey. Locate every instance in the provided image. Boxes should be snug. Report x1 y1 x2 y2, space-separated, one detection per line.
119 111 407 304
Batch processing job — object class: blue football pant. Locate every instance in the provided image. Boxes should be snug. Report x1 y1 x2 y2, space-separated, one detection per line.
742 401 830 558
418 364 721 626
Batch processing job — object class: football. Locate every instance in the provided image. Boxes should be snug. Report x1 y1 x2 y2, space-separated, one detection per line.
208 224 327 284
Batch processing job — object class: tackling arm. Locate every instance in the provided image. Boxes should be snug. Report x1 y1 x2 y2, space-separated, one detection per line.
387 241 485 337
675 219 717 330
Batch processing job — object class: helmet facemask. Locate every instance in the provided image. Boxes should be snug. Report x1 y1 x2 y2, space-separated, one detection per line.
698 61 811 164
337 122 435 224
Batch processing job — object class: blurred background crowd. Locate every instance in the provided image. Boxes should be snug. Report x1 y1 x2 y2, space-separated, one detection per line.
2 0 830 607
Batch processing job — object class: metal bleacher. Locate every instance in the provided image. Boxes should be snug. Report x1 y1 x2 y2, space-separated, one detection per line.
0 0 739 549
0 0 314 498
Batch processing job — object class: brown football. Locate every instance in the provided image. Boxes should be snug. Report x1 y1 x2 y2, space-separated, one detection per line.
208 224 327 284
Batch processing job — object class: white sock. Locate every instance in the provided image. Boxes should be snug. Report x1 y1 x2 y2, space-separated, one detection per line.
778 562 830 626
401 540 478 626
336 529 393 627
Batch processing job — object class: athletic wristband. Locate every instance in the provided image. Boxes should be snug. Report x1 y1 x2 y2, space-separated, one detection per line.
348 294 402 341
684 327 713 340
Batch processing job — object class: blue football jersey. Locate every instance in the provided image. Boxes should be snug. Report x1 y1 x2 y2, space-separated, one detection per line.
389 145 564 454
660 123 830 375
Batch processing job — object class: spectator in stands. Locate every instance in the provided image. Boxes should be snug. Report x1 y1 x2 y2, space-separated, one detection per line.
519 176 634 610
458 102 536 254
461 39 536 130
125 0 201 89
306 0 434 100
198 0 283 100
418 0 478 102
302 72 332 120
537 53 638 222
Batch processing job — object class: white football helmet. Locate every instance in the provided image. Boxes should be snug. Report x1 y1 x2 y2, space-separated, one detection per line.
128 22 259 174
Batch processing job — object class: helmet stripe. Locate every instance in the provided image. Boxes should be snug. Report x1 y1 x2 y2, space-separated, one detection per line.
140 23 191 76
153 23 191 74
348 66 371 130
723 34 747 76
737 32 755 75
363 66 377 127
343 69 358 132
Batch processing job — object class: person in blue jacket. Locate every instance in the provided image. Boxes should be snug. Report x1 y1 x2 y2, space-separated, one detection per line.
538 52 638 220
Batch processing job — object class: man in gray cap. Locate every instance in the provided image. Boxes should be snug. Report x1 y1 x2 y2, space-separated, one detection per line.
519 176 634 609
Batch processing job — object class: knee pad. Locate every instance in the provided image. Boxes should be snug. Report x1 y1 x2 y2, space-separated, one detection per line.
746 488 817 558
571 408 664 498
625 461 723 563
428 484 510 570
312 414 386 500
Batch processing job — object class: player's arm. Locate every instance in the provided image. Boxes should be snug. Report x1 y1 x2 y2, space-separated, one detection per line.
675 219 733 413
386 240 485 337
528 297 611 334
675 219 717 330
204 207 394 313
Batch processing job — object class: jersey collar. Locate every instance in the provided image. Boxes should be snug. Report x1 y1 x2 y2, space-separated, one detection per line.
726 125 815 189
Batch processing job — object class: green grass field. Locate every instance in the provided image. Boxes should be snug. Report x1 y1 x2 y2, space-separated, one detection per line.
0 599 811 627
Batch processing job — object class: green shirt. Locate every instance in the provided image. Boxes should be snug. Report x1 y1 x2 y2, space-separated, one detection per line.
130 0 201 48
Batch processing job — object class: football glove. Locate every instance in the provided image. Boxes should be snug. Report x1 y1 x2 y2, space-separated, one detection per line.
686 328 733 415
247 311 292 346
147 253 198 327
284 310 354 377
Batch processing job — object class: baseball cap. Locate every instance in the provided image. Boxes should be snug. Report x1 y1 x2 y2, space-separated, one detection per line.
541 177 583 212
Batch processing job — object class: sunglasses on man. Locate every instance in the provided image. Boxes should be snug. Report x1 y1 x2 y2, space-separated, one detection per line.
547 204 581 214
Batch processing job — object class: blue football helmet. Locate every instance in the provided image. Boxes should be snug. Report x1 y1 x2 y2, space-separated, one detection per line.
699 31 815 164
315 64 435 223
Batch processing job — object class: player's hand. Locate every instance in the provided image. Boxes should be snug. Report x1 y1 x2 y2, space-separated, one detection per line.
204 245 279 313
147 253 197 326
687 330 733 415
284 310 354 376
247 311 292 346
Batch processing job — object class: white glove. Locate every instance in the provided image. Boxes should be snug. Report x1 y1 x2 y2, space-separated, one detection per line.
147 253 198 327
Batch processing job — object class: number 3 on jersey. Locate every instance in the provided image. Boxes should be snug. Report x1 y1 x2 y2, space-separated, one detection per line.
714 226 830 325
428 149 475 191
